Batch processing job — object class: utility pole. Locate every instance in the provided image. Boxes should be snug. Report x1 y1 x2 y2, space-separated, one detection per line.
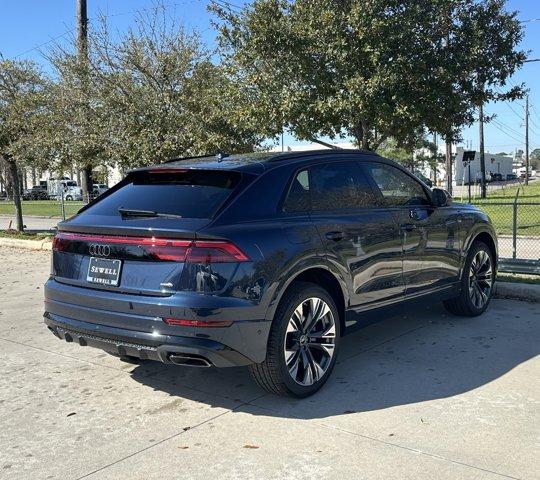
479 103 486 198
77 0 92 201
525 95 530 186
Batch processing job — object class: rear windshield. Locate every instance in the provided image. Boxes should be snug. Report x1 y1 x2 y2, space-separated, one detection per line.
83 170 241 219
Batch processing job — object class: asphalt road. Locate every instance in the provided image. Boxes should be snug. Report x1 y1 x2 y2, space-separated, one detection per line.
0 248 538 480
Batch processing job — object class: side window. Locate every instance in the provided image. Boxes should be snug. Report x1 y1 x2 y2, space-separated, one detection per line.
364 162 431 207
310 162 378 211
283 169 310 212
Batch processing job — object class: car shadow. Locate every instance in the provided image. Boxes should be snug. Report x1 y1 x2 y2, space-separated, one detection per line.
128 300 539 419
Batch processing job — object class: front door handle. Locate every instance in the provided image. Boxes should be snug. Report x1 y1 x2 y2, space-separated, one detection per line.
325 231 345 242
400 223 417 232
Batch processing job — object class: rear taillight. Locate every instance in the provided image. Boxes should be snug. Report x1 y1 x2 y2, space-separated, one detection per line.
163 318 233 327
185 241 249 263
52 232 249 263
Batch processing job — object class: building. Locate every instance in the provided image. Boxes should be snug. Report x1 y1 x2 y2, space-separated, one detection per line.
455 148 514 185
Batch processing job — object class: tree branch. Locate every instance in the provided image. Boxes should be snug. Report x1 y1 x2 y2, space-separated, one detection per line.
307 137 342 150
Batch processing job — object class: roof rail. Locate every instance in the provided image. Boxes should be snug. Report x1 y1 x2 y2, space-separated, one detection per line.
266 148 380 162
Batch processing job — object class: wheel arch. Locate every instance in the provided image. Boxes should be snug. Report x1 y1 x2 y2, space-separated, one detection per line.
466 229 498 273
267 265 349 337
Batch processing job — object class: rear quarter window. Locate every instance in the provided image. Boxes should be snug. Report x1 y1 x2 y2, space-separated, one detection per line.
83 170 242 219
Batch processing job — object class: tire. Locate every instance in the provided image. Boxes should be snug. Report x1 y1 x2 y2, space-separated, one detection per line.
250 282 341 397
65 195 73 201
443 241 495 317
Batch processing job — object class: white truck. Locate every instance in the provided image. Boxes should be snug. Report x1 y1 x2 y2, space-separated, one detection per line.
46 178 83 201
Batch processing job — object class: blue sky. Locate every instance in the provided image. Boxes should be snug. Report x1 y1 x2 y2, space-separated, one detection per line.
0 0 539 154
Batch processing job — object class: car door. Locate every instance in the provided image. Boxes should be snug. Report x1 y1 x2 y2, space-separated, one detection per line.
304 160 404 309
363 161 461 297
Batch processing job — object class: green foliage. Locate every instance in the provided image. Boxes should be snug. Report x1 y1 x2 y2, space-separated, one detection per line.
210 0 525 149
0 58 49 163
530 148 540 170
83 8 263 169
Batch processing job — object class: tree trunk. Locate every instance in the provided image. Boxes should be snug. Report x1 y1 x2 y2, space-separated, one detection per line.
6 157 24 232
81 165 93 203
445 138 453 195
1 156 14 200
352 123 370 151
479 103 487 198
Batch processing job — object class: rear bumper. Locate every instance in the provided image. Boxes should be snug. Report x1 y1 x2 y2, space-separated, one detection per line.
44 278 272 366
45 312 255 367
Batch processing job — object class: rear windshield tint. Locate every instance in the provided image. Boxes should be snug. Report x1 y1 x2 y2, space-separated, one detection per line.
83 170 241 219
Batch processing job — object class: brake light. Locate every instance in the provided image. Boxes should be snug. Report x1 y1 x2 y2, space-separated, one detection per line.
163 318 233 327
147 168 188 174
52 232 249 263
185 241 249 263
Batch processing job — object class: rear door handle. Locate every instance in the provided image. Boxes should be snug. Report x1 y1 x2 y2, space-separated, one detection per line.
325 231 345 242
400 224 417 232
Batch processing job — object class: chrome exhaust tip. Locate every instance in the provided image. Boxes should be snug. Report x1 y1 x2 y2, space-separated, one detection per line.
168 354 212 367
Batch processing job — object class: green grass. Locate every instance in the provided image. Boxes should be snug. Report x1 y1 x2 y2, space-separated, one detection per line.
469 180 540 236
472 203 540 236
0 200 84 218
0 230 53 241
473 179 540 203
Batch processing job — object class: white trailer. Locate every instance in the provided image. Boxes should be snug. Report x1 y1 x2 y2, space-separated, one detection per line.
455 148 514 185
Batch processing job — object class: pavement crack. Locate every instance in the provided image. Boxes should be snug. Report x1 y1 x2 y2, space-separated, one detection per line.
75 393 269 480
316 422 523 480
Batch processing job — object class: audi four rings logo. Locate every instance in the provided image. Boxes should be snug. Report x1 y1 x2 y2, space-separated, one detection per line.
89 244 111 257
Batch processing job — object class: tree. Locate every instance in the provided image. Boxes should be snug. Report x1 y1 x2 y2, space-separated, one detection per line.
0 58 48 231
530 148 540 170
45 50 110 199
211 0 451 150
211 0 525 185
82 6 263 170
450 0 525 197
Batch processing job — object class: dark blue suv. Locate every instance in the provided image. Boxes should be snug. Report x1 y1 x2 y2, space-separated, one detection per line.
45 150 497 397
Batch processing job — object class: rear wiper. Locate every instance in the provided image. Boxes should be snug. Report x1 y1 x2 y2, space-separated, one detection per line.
118 208 182 219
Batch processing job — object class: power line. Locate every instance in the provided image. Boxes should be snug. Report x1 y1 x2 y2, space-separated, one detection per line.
489 120 523 144
13 28 76 58
491 118 523 138
530 104 540 127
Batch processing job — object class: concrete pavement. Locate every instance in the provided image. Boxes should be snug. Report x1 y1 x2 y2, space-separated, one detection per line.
0 214 59 231
0 248 538 480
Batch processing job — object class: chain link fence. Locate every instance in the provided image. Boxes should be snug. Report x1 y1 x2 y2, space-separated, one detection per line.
472 201 540 274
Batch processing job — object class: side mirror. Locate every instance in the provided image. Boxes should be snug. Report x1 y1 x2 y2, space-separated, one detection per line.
432 188 452 207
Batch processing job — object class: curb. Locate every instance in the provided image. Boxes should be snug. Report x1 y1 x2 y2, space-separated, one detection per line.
493 282 540 303
0 237 52 251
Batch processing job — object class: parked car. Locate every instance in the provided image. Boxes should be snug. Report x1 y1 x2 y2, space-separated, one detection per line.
0 190 7 200
490 173 503 182
92 183 108 198
506 173 517 181
44 150 497 397
22 186 49 200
